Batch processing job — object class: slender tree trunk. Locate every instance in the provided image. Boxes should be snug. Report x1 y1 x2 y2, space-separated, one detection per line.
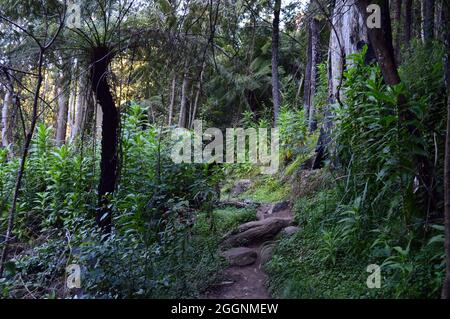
1 86 13 153
441 0 450 299
68 59 78 138
0 51 45 277
357 0 400 85
55 69 70 146
422 0 435 42
295 75 304 106
187 84 194 129
393 0 402 63
90 47 118 234
178 72 189 128
271 0 282 125
308 18 319 132
190 60 206 129
71 73 88 141
95 102 103 139
304 22 312 118
83 90 95 137
434 0 443 40
168 72 176 126
403 0 413 45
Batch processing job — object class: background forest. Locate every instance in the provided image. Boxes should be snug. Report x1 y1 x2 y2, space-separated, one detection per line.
0 0 449 299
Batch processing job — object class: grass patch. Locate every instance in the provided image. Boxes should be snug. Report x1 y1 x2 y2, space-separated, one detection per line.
266 187 444 298
239 175 289 203
194 205 257 236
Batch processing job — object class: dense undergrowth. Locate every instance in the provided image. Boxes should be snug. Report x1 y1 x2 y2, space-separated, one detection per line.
265 42 447 298
0 103 255 298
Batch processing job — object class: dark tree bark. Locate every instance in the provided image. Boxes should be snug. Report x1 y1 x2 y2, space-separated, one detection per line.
422 0 435 42
392 0 402 63
403 0 413 45
271 0 282 125
90 47 118 234
357 0 400 85
441 0 450 300
83 91 95 137
434 0 442 39
358 0 435 216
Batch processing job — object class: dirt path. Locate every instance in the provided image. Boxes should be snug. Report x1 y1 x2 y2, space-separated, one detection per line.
204 203 294 299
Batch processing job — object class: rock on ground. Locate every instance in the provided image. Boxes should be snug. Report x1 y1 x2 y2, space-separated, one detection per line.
230 179 253 196
270 200 290 214
260 241 276 265
280 226 299 237
221 247 257 266
221 217 292 247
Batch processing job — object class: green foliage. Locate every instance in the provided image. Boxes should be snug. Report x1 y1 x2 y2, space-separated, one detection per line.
267 44 447 299
312 62 328 120
239 175 289 203
194 206 257 235
0 104 225 298
277 106 308 160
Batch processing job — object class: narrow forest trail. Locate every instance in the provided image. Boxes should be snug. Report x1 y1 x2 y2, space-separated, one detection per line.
204 201 297 299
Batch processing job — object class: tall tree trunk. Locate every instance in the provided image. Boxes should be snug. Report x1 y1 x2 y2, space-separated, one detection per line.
90 47 118 234
358 0 435 215
71 73 89 141
422 0 435 42
271 0 282 125
304 18 320 132
168 72 176 126
434 0 443 40
187 83 195 129
403 0 413 45
1 86 14 154
441 0 450 299
304 21 312 118
178 72 189 128
95 102 103 139
312 0 368 169
55 69 70 146
82 91 95 137
392 0 402 63
190 60 206 129
357 0 400 85
68 62 78 139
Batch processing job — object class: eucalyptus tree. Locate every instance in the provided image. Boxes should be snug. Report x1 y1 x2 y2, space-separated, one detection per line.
54 55 71 146
303 0 321 132
271 0 281 124
422 0 435 42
